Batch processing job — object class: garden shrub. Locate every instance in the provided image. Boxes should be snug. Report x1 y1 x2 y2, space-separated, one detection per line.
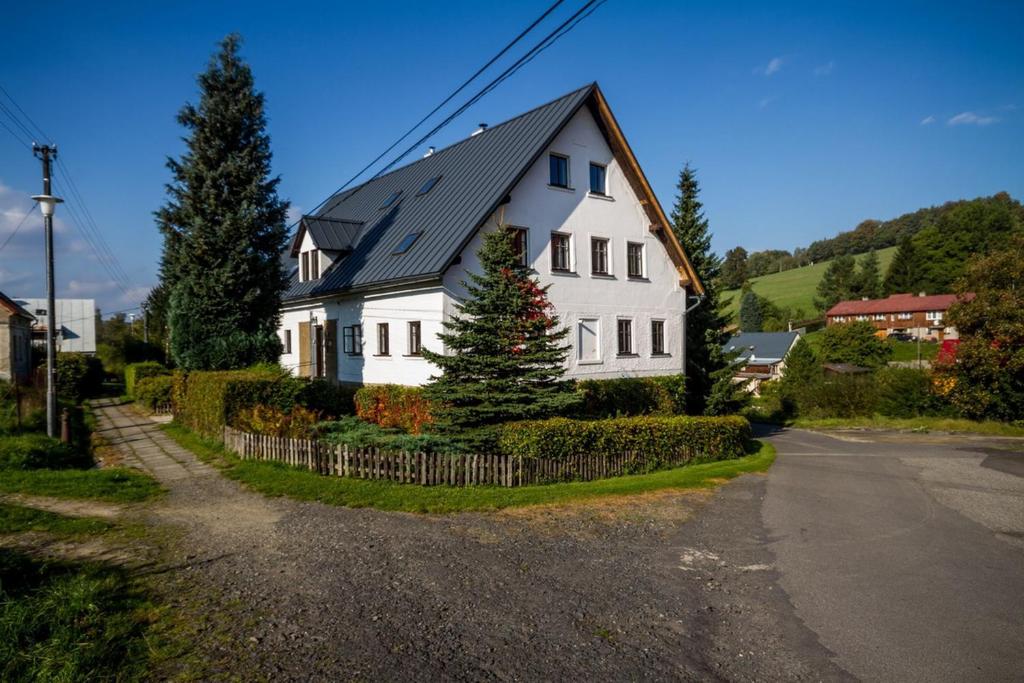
173 368 304 437
233 404 321 439
124 361 170 398
56 353 105 403
874 367 952 418
575 375 686 417
133 376 174 410
498 415 750 463
798 374 878 418
354 385 434 434
297 379 357 418
0 434 86 470
318 416 467 454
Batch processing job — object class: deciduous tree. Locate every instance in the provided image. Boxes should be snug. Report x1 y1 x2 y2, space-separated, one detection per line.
819 321 892 368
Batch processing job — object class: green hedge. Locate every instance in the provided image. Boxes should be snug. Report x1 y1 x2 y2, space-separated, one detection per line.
56 353 105 403
125 362 169 398
0 434 87 470
498 415 751 463
173 368 304 438
134 376 174 410
574 375 686 418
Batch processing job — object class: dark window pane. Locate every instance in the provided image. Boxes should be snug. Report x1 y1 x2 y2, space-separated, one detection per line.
551 233 570 271
617 319 633 355
549 154 568 187
381 190 402 208
377 323 389 356
651 320 665 355
408 321 422 355
591 238 608 274
589 163 606 194
393 232 422 255
417 176 440 196
509 228 528 266
627 243 644 278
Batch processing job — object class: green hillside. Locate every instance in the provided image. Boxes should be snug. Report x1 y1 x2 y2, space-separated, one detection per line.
722 246 897 321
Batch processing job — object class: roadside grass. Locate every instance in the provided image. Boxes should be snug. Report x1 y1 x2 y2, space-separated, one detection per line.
0 548 155 683
0 468 163 504
162 423 775 514
792 415 1024 437
0 503 113 536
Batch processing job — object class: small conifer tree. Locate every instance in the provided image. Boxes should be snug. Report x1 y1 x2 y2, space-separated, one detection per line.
422 227 578 433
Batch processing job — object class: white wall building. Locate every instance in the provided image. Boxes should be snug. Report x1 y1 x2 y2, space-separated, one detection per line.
14 297 96 354
278 84 702 386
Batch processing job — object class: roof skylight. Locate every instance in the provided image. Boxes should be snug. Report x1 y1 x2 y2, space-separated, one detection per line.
417 176 441 196
392 231 422 255
380 190 402 209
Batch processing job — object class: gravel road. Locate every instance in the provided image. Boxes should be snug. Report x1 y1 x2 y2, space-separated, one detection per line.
93 401 846 681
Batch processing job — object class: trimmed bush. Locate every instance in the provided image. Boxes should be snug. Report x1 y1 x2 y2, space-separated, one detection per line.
575 375 686 418
874 367 952 418
233 404 321 439
298 379 356 418
125 361 170 398
498 415 751 463
134 375 174 410
173 368 305 437
56 353 105 403
354 385 434 434
0 434 86 470
319 416 467 454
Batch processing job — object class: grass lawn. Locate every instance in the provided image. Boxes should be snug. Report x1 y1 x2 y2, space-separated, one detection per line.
163 423 775 514
0 503 113 536
0 468 163 504
723 246 897 321
792 415 1024 437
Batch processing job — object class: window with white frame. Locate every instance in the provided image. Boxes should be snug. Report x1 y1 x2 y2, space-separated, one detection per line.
342 324 363 356
651 320 666 355
591 237 609 275
856 315 868 321
578 318 600 362
626 242 644 278
549 153 569 188
551 232 572 272
376 323 390 356
873 314 886 321
897 312 913 320
926 310 943 322
589 162 607 195
283 329 292 354
617 319 634 355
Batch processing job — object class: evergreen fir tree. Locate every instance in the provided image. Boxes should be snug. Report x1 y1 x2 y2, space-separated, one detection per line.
704 344 751 416
155 35 290 370
739 290 763 332
669 163 729 415
779 336 821 415
883 236 923 295
720 246 749 289
855 249 882 299
421 227 578 433
814 254 857 311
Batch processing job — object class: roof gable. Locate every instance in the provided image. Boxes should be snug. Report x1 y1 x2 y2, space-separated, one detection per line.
724 331 800 362
0 291 34 320
827 293 973 316
283 83 703 302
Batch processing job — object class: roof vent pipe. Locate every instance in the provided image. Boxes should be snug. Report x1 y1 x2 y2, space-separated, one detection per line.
471 122 488 136
423 146 435 158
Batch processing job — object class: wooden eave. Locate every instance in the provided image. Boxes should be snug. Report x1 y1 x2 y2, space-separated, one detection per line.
586 86 705 295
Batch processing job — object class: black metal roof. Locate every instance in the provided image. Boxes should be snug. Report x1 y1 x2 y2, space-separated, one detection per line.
283 83 595 301
290 215 363 256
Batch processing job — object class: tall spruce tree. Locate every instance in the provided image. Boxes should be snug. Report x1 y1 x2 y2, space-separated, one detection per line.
421 227 578 433
739 290 763 332
670 163 729 415
883 236 922 294
156 35 289 370
814 254 857 311
855 249 882 299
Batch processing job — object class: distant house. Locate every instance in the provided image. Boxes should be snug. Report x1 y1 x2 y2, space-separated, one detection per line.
0 291 34 382
722 331 802 394
825 292 973 341
13 298 97 354
277 83 703 386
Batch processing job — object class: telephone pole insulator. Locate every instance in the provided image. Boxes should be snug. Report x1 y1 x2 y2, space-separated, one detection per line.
31 143 63 439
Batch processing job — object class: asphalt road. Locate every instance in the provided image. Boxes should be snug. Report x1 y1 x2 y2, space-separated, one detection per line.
760 427 1024 682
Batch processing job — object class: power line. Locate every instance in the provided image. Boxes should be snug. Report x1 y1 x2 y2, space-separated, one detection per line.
301 0 568 222
319 0 604 219
0 115 32 150
0 98 36 143
0 83 50 142
0 201 38 251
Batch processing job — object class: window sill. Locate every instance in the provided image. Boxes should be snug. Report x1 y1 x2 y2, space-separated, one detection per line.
587 191 614 201
373 354 391 358
590 272 615 280
616 353 639 358
547 184 576 193
651 353 672 358
577 359 604 366
627 276 650 282
550 269 579 277
403 354 424 359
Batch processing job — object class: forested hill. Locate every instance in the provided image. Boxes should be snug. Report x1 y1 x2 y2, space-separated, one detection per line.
722 192 1024 285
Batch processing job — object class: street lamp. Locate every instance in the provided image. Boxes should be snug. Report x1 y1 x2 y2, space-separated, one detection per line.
31 191 63 438
31 193 63 216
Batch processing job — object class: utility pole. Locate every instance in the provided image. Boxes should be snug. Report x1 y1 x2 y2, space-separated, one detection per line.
142 304 149 344
31 144 63 438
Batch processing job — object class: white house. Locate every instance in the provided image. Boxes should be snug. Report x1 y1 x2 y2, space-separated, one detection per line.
14 297 97 354
278 84 703 386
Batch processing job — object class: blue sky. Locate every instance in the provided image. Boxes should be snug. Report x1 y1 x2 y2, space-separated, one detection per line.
1 0 1021 313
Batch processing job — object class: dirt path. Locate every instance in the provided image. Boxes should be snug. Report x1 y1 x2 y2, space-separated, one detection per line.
93 401 846 681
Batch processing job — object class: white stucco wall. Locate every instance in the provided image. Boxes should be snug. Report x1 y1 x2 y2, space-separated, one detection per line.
15 298 96 353
280 105 687 385
443 106 686 380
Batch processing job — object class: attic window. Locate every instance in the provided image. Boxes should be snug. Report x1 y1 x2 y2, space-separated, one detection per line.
417 176 441 196
392 232 422 255
380 190 402 209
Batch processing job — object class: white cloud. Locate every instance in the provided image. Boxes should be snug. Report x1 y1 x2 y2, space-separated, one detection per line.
813 61 835 76
947 111 998 126
920 115 936 125
754 57 785 77
758 96 778 109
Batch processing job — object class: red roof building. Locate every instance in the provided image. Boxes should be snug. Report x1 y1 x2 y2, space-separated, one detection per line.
825 292 973 340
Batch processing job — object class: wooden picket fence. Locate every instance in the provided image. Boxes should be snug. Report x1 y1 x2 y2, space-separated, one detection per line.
222 426 696 488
